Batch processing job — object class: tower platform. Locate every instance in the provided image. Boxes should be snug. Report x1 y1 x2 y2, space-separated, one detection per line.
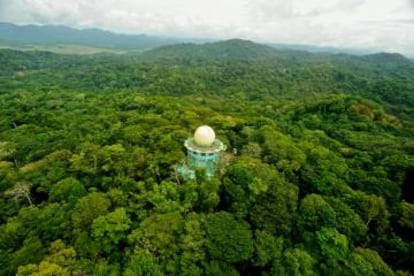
177 125 226 180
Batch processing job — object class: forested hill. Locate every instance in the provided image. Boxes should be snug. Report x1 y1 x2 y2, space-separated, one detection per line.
1 39 413 117
1 40 414 275
140 39 281 61
142 39 411 64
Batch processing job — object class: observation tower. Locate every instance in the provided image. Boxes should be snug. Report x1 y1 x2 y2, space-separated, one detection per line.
178 125 226 179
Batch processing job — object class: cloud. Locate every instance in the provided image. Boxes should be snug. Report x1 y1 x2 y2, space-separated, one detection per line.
242 0 414 55
0 0 413 56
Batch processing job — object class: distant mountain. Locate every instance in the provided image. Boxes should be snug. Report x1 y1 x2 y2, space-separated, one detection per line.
0 22 208 50
1 38 413 117
362 52 411 65
141 39 413 68
1 22 410 58
268 43 373 56
140 39 282 62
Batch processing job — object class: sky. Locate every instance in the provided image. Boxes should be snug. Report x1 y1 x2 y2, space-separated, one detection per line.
0 0 413 56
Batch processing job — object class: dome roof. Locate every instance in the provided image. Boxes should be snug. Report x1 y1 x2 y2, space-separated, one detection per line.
194 125 215 147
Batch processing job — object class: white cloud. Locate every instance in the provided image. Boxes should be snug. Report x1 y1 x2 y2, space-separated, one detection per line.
0 0 413 56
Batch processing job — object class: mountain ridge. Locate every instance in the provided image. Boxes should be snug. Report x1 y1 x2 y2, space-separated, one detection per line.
1 38 413 118
0 22 208 50
1 22 411 58
139 38 413 68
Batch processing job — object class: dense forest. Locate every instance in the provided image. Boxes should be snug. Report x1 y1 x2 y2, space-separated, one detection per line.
0 39 414 275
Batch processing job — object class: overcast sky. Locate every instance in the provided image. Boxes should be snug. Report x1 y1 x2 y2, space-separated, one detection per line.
0 0 413 56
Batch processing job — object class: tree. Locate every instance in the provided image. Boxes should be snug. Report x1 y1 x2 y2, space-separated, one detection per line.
128 212 184 273
299 141 347 194
203 261 239 276
204 212 253 263
72 192 111 231
280 248 315 276
398 201 414 230
69 142 100 175
49 177 86 203
260 127 306 176
0 141 17 164
358 193 390 234
222 157 291 218
17 240 78 276
298 194 336 233
5 181 33 206
249 177 298 236
316 227 349 274
124 248 163 276
345 251 375 276
92 208 131 254
324 197 367 242
197 178 221 212
241 142 262 159
9 237 45 275
177 213 205 275
353 247 394 276
253 230 283 267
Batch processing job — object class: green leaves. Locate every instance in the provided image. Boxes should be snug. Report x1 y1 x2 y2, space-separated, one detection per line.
0 46 413 275
281 248 315 276
0 141 16 161
129 212 184 260
204 212 253 263
253 230 283 267
398 201 414 230
298 194 336 232
92 208 131 253
248 177 268 195
17 240 77 276
316 228 349 261
49 177 86 203
72 192 111 231
352 247 394 276
123 248 163 276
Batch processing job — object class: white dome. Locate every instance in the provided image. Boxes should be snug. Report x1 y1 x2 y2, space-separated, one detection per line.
194 125 216 147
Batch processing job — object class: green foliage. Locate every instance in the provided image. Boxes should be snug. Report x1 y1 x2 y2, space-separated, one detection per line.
123 248 163 276
260 127 306 175
128 212 184 272
399 202 414 229
325 197 368 242
316 227 349 261
253 230 283 267
9 237 45 275
0 43 413 275
281 248 315 276
205 211 253 263
345 250 375 276
17 240 77 276
353 247 395 276
49 177 87 203
92 208 131 253
72 192 111 231
298 194 336 232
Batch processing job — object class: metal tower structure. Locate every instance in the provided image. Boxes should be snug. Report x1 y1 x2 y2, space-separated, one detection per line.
177 125 226 180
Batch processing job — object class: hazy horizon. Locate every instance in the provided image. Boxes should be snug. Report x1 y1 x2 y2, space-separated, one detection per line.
0 0 413 56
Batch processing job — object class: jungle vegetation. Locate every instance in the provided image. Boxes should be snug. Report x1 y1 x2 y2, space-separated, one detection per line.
0 39 414 275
